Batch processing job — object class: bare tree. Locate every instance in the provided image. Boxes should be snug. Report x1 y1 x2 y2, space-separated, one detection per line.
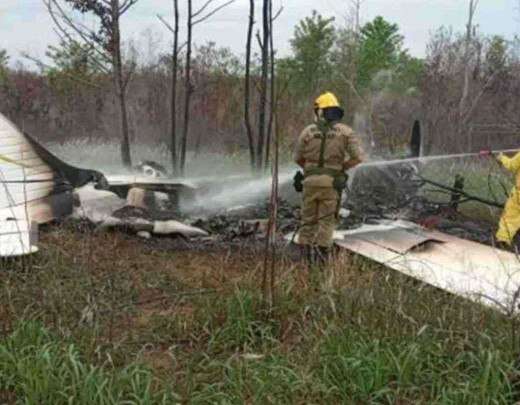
158 0 180 175
178 0 236 176
263 0 276 170
459 0 479 134
180 0 193 176
244 0 255 170
43 0 139 167
344 0 364 124
456 0 503 151
348 0 364 33
256 0 270 172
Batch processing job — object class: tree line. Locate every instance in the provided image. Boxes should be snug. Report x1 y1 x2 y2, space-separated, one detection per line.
0 1 519 174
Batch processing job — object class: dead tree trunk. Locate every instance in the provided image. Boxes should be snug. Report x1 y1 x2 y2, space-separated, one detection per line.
180 0 193 176
344 0 363 124
111 0 131 167
256 0 270 172
178 0 236 176
244 0 256 170
458 0 478 151
157 0 181 175
171 0 179 175
264 0 275 171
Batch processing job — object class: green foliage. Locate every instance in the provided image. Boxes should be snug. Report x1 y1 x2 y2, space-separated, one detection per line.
485 35 508 75
345 16 425 96
46 40 102 75
318 329 514 403
208 289 279 351
0 49 9 84
357 16 404 89
188 354 311 403
393 53 424 94
284 10 336 97
44 40 105 96
0 49 8 69
280 12 423 116
0 321 174 404
330 28 359 77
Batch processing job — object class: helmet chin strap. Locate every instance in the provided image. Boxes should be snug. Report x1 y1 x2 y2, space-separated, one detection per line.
314 108 323 122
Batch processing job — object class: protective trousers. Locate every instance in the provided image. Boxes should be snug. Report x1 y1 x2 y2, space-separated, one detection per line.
299 185 340 248
496 189 520 245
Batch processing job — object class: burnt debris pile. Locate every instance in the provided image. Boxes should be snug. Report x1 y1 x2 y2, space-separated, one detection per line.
345 162 497 246
72 159 498 248
348 163 423 218
190 199 299 240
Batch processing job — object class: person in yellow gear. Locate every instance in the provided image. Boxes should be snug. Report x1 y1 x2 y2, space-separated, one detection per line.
491 151 520 246
294 92 364 265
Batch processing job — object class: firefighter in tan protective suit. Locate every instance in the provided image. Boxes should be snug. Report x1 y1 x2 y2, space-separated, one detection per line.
294 92 364 264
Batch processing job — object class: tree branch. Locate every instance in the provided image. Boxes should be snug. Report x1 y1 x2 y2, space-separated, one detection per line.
192 0 236 26
272 6 283 22
120 0 139 16
157 14 175 33
44 0 111 65
192 0 215 18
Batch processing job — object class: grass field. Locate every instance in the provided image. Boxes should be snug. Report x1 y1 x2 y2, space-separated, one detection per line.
1 223 519 404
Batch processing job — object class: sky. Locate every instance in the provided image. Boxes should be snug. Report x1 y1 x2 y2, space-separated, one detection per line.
0 0 519 67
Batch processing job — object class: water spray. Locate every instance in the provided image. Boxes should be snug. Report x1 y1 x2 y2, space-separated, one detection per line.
359 148 520 169
180 148 519 215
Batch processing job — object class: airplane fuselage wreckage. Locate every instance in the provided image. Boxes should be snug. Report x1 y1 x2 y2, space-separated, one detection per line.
0 112 206 256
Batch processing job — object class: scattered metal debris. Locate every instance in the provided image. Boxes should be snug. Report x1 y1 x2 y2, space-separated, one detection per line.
335 221 520 313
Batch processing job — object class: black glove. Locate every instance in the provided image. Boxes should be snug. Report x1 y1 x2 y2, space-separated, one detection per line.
333 173 348 193
293 171 304 193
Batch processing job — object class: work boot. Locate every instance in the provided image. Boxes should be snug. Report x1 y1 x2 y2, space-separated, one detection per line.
302 245 314 267
315 246 330 269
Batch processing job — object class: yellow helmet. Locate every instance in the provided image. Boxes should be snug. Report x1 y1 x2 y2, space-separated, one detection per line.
314 92 340 110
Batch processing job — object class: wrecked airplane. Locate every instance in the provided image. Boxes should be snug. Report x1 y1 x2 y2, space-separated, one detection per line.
4 110 520 317
0 112 206 256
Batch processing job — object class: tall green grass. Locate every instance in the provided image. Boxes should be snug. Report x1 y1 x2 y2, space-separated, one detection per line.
0 321 174 404
318 329 515 404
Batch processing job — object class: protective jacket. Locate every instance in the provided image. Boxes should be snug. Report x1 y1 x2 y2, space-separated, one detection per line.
496 152 520 245
294 120 363 248
499 153 520 189
294 121 363 188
